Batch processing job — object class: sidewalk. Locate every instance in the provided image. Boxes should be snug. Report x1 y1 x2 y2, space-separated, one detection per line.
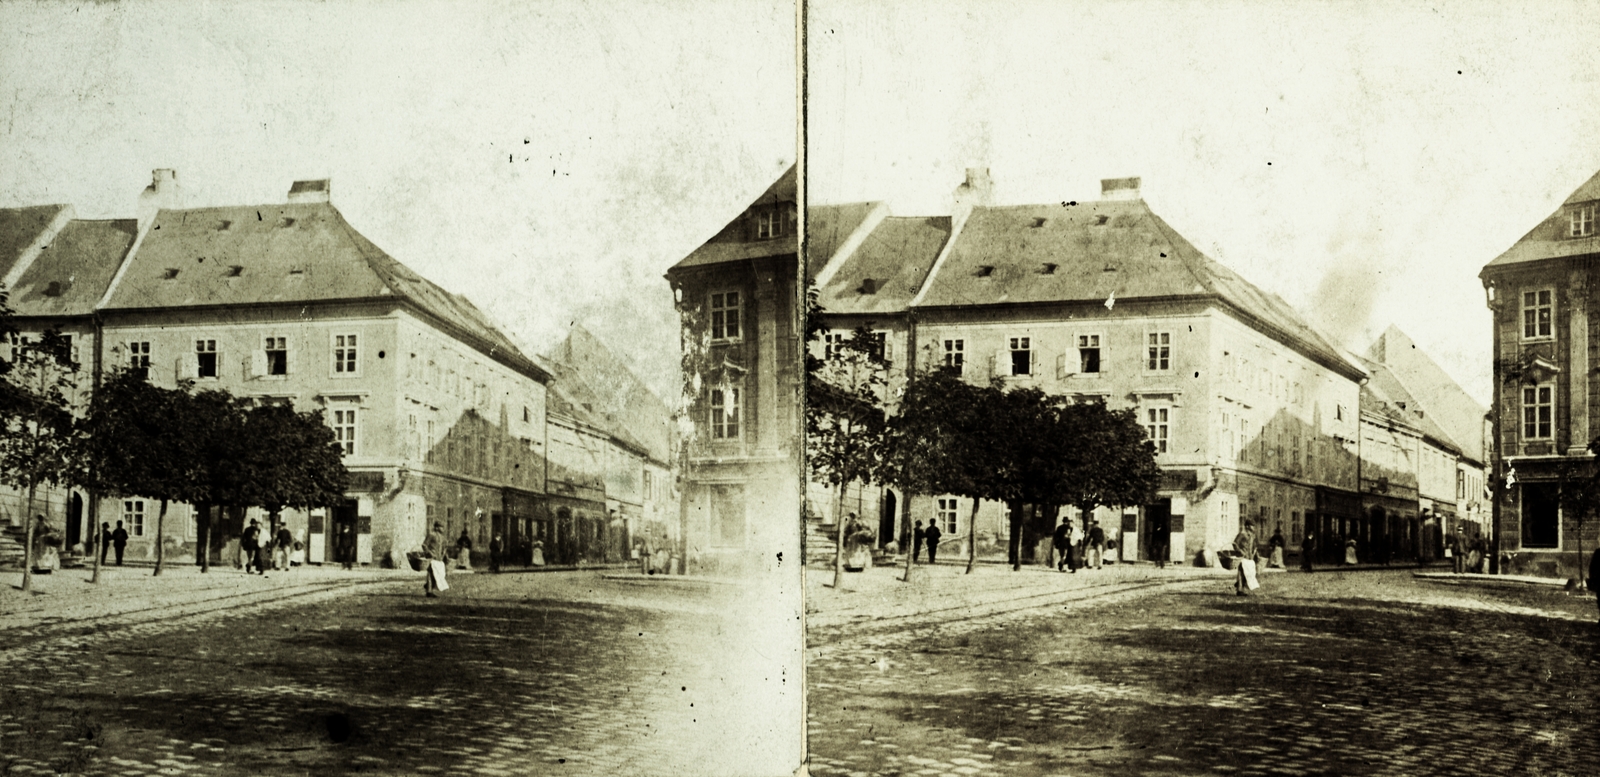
1414 570 1572 589
0 563 414 631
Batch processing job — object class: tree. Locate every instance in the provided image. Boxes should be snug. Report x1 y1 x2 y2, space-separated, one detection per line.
182 389 252 573
1057 399 1163 544
807 320 889 589
1556 439 1600 587
0 330 81 592
238 402 349 540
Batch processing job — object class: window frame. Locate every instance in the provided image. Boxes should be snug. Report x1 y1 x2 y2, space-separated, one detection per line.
1008 336 1032 377
1143 404 1170 454
710 383 742 441
264 335 289 377
1569 204 1595 238
1522 382 1554 440
1521 288 1554 341
709 290 742 342
331 333 360 377
936 497 960 534
194 338 219 380
127 340 152 380
1077 332 1103 374
331 406 359 456
1146 331 1172 372
942 339 965 374
124 499 145 537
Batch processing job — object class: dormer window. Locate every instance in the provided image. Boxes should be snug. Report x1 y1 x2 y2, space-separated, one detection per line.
1569 204 1595 238
162 268 180 280
754 206 790 239
1039 263 1058 275
975 265 995 278
858 278 878 294
226 265 244 277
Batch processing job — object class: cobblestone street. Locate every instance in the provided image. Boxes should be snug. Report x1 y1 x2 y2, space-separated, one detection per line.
0 569 801 776
807 567 1600 777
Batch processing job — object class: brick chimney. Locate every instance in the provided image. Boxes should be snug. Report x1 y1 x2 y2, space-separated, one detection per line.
952 167 993 230
1100 176 1142 201
287 179 331 204
137 169 180 235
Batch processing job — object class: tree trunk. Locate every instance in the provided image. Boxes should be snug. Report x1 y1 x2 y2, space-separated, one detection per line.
197 502 212 572
89 491 102 584
901 494 916 583
831 483 847 590
1008 500 1024 572
965 498 980 574
21 480 39 593
153 498 168 576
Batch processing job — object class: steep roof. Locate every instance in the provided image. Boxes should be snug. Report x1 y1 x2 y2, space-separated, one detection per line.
1360 357 1461 454
543 325 674 464
916 198 1359 378
670 164 797 271
805 201 880 285
11 219 137 317
0 205 70 281
815 215 950 317
1483 168 1600 271
1365 326 1487 463
104 202 547 382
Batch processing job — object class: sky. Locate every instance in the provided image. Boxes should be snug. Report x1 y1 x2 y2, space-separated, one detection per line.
0 0 795 405
807 0 1600 407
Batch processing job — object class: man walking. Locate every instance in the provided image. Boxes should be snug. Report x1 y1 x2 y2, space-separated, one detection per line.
1233 522 1260 596
273 523 294 571
241 519 263 574
924 520 942 565
912 520 926 563
422 521 448 597
1052 520 1072 572
1448 528 1466 574
1087 520 1106 570
111 521 129 566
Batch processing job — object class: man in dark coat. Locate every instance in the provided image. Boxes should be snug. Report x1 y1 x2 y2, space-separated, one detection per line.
912 520 926 563
489 532 504 573
1052 520 1072 572
334 524 356 570
99 522 112 566
111 521 129 566
1087 520 1107 569
1300 531 1316 573
924 521 942 565
241 520 263 574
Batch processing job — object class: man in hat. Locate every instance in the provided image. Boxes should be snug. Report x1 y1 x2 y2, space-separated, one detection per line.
421 521 448 597
241 519 263 574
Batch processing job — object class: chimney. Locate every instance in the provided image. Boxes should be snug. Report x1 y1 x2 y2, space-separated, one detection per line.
287 179 331 204
1100 176 1142 201
137 168 180 235
952 167 993 230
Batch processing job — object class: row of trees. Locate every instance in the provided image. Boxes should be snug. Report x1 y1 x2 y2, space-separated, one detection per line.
806 303 1163 584
0 317 349 592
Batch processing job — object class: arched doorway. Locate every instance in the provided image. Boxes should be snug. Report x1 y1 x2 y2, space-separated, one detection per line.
878 490 897 548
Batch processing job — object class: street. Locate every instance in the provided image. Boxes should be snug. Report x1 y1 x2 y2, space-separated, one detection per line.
0 568 802 777
807 566 1600 777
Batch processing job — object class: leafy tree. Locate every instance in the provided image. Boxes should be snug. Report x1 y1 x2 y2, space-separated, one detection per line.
183 389 252 573
1056 399 1163 543
807 320 889 589
0 330 80 592
238 402 349 539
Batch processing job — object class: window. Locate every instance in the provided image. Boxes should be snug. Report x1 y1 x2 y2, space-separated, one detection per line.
823 331 846 361
710 291 741 341
191 339 225 381
943 339 964 374
711 386 741 439
265 337 287 376
1144 406 1169 453
331 408 358 455
128 341 151 380
1569 204 1595 238
1077 334 1101 373
124 500 145 537
426 420 436 463
937 497 959 534
333 334 359 374
1221 411 1234 459
1522 383 1553 439
1522 289 1553 340
523 406 531 423
755 207 789 239
1522 482 1560 549
1147 332 1171 371
1457 470 1466 500
1009 337 1031 376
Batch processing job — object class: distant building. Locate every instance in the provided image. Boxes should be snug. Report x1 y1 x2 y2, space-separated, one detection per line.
1480 168 1600 579
666 165 802 575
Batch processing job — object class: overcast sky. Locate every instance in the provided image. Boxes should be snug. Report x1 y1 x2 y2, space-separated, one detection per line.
808 0 1600 406
0 0 795 405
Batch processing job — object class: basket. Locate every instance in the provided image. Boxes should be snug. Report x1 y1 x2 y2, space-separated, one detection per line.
405 551 424 572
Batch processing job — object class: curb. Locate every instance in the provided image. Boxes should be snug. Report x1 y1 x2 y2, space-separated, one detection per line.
1413 571 1573 589
598 573 742 587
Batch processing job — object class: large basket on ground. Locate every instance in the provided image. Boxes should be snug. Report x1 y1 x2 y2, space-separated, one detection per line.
405 551 424 572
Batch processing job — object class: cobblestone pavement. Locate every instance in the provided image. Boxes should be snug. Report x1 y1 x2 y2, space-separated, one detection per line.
807 569 1600 777
1 570 802 776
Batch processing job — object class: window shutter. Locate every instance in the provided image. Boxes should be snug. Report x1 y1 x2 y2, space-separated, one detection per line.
250 349 267 379
285 340 294 375
994 349 1008 377
176 354 198 381
882 338 894 365
1029 347 1038 376
1057 352 1070 380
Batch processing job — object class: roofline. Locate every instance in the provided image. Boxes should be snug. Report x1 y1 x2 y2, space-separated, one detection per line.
1 205 76 291
809 202 890 289
99 295 551 384
906 208 970 308
664 250 798 284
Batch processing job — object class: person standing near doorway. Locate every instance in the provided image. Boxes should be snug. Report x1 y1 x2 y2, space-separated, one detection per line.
335 524 356 570
924 520 942 565
111 521 129 566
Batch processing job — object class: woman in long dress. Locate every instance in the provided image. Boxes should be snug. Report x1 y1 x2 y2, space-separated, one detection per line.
1268 527 1286 569
530 539 546 566
1344 538 1359 565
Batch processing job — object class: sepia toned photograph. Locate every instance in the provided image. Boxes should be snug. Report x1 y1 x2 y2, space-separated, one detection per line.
0 2 800 776
803 2 1600 776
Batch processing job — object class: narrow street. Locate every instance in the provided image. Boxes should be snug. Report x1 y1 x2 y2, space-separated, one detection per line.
0 569 802 777
807 567 1600 777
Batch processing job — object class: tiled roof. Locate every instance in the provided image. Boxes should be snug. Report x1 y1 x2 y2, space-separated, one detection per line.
0 205 69 282
815 215 950 316
1483 168 1600 270
542 325 673 464
916 199 1359 378
805 202 881 285
1365 326 1486 462
11 219 137 317
670 165 797 271
105 202 546 381
1361 357 1461 454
